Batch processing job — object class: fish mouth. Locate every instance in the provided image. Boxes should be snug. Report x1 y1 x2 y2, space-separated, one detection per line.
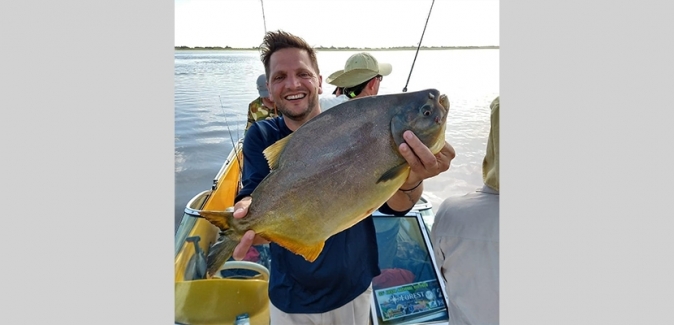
431 94 449 154
439 94 450 113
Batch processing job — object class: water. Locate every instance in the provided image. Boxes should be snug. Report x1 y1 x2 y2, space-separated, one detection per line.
175 49 499 232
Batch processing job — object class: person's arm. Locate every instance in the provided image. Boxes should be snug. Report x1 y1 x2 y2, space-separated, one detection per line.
386 130 455 212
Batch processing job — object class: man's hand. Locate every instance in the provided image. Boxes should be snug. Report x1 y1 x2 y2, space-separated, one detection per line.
386 131 455 211
399 130 455 187
231 196 271 260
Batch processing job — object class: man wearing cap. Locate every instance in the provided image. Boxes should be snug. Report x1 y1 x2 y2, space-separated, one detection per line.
326 52 392 99
245 74 279 132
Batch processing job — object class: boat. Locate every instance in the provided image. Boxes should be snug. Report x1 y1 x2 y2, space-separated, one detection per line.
174 138 453 325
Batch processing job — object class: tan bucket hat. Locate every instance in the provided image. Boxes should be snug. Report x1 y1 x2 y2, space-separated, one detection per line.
326 52 392 87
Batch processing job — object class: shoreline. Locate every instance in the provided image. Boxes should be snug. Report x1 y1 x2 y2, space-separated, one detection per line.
175 46 499 51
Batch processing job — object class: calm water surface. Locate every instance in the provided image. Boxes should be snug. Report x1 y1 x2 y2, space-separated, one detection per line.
175 49 499 231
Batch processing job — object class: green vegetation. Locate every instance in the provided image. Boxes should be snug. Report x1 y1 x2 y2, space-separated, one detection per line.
175 45 499 51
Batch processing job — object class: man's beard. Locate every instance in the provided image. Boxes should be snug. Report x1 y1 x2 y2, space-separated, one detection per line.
277 94 318 121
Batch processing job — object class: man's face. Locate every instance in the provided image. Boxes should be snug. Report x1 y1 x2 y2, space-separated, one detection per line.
267 48 323 121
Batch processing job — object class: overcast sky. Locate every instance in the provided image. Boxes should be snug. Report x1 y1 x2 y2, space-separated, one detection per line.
175 0 499 48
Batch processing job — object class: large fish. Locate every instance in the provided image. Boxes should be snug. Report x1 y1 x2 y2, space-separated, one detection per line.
198 88 449 277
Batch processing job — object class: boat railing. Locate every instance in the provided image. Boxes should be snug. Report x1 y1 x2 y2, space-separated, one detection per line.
212 138 244 191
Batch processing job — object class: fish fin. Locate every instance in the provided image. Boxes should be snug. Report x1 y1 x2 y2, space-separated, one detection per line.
376 163 410 184
197 207 234 231
269 234 325 262
263 134 293 170
205 229 238 277
294 241 325 262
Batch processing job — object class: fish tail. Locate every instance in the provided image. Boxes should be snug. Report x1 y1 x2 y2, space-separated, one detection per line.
197 208 234 231
205 229 239 277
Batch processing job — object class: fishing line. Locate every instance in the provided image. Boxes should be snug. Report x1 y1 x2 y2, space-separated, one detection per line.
218 96 244 179
402 0 435 93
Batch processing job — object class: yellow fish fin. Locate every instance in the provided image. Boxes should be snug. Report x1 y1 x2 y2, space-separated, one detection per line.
376 163 410 184
294 241 325 262
268 233 326 262
263 134 294 170
197 207 234 231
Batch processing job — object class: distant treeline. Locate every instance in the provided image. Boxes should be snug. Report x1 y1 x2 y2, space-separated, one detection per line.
175 45 499 51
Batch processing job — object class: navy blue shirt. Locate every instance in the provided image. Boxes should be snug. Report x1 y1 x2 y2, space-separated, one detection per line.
236 116 411 313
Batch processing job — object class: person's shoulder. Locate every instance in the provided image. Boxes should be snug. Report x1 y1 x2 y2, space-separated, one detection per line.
433 192 477 217
437 190 487 208
257 115 285 130
248 97 262 107
433 189 498 222
320 95 349 111
245 116 286 143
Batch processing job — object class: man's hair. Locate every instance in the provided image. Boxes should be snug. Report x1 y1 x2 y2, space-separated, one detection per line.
343 77 374 99
260 30 320 79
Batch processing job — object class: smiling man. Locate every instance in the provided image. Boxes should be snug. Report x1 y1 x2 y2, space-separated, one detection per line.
263 43 322 130
228 30 455 325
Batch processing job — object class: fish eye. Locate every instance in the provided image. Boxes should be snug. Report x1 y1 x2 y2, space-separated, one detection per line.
422 105 431 116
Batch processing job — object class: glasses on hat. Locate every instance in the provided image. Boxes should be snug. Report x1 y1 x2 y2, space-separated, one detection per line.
375 75 383 82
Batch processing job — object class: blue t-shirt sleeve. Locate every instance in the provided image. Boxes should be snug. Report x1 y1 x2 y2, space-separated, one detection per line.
236 123 271 203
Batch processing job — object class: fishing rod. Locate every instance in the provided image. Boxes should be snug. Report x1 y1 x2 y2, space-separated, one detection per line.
402 0 435 93
260 0 267 34
213 0 268 186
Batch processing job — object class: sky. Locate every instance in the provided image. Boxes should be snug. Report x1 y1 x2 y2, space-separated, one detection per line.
175 0 499 48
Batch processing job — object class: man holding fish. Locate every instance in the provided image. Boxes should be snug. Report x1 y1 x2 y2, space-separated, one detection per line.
213 30 455 324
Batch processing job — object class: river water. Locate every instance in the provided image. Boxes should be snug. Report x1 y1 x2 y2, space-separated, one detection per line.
174 49 499 231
